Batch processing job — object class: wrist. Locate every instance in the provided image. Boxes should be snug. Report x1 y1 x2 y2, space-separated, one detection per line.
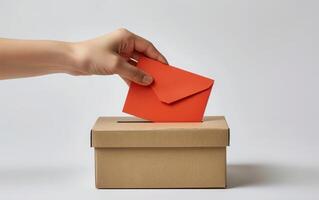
66 42 91 76
40 41 80 75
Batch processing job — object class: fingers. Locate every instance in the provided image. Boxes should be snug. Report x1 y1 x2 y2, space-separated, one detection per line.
130 51 140 63
133 34 168 64
114 28 168 64
114 57 153 86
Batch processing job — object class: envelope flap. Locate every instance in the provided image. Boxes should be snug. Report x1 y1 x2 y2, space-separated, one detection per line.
137 57 214 104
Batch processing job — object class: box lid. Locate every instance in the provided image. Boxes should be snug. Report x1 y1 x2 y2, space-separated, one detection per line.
91 116 230 148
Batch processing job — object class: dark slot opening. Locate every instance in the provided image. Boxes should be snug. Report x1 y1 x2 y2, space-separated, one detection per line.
117 120 152 123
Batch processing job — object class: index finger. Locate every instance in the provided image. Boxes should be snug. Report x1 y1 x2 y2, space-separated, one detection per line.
133 34 168 64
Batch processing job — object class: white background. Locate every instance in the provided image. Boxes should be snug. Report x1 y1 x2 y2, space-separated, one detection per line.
0 0 318 199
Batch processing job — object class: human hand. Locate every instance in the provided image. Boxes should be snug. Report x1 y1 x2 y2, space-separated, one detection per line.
70 28 168 85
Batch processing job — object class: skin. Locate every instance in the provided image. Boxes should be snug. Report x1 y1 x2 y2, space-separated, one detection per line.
0 28 168 85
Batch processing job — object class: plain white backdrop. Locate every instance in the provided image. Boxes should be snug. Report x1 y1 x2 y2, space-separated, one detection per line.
0 0 318 199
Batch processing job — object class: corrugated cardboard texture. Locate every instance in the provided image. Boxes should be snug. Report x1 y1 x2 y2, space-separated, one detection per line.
91 116 229 189
91 116 229 148
95 147 226 188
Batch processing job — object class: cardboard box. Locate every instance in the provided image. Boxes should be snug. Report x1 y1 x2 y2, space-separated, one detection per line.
91 116 230 189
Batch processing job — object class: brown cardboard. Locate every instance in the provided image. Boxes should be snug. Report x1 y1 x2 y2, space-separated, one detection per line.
91 116 230 188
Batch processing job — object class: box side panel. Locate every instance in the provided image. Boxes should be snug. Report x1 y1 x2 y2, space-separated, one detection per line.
94 149 98 188
95 147 226 188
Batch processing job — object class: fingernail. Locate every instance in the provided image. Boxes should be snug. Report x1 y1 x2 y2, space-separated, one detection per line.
142 75 153 85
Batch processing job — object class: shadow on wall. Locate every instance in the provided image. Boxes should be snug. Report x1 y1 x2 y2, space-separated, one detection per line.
228 163 319 188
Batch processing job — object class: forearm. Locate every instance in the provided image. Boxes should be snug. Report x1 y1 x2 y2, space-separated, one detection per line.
0 38 77 79
0 29 167 85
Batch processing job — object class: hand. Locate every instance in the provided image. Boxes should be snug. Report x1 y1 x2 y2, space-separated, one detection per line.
70 28 168 85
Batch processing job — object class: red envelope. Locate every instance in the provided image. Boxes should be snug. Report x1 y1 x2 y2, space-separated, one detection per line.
122 56 214 122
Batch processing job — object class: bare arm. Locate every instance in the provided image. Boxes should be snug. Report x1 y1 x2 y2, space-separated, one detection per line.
0 39 76 79
0 28 167 85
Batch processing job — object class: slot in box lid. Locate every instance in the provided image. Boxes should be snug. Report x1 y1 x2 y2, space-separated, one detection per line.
91 116 230 148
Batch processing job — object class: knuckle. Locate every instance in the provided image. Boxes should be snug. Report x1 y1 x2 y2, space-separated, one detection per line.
146 41 153 48
116 28 135 41
146 41 156 53
116 28 130 36
117 27 128 32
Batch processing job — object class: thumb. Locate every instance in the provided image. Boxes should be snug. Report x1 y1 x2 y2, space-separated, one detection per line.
114 58 153 86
